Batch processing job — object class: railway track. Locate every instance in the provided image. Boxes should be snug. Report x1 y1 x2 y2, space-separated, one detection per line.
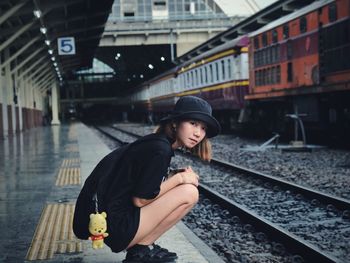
94 124 350 263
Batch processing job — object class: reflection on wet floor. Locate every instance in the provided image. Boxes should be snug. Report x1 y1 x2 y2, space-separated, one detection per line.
0 124 81 262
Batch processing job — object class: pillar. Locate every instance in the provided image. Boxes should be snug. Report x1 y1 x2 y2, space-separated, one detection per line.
1 49 9 137
51 82 60 125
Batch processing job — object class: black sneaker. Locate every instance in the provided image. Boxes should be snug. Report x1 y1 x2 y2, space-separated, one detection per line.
123 244 177 263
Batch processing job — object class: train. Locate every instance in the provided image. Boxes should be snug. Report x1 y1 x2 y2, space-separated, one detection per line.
122 0 350 145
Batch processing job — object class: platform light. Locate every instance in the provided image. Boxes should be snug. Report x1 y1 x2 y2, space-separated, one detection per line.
148 64 154 69
115 53 121 60
48 49 53 55
40 27 47 34
51 56 55 61
140 74 144 78
33 10 42 19
161 56 165 61
53 62 57 67
45 40 50 46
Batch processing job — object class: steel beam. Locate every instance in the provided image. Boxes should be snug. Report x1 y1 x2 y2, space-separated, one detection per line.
0 36 40 70
0 0 30 26
10 48 44 75
0 20 37 53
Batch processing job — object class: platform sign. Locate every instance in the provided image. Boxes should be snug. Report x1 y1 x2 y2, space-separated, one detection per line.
58 37 76 55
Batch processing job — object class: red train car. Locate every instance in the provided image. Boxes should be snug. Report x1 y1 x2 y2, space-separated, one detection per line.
246 0 350 143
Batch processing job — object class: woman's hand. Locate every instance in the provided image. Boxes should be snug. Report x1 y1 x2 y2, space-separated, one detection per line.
179 166 199 187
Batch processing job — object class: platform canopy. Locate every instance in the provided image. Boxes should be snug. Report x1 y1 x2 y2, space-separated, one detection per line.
0 0 114 83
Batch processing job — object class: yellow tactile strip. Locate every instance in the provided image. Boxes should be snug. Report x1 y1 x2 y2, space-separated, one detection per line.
55 168 81 186
26 203 82 261
61 158 80 167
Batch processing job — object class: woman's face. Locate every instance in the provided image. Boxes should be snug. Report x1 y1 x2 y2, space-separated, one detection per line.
175 120 207 148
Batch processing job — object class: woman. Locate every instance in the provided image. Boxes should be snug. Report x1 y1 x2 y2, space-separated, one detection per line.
73 96 220 263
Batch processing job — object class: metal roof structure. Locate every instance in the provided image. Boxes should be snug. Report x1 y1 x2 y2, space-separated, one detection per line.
250 0 333 36
0 0 114 86
175 0 317 63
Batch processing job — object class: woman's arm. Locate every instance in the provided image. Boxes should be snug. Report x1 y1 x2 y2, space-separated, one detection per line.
132 168 198 208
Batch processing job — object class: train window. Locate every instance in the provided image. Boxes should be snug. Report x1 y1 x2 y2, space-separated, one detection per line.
258 50 262 66
328 3 337 22
199 68 203 86
204 66 208 83
283 24 289 39
276 45 280 62
287 62 293 82
215 62 219 81
190 71 194 87
272 30 278 43
287 40 293 60
209 64 213 83
185 72 189 87
254 37 260 49
262 33 268 47
300 16 307 33
268 47 273 64
277 65 281 83
264 69 267 85
268 68 272 84
221 60 226 80
227 58 232 79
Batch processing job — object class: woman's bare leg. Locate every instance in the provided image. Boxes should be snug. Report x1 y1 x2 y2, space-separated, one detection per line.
128 184 198 248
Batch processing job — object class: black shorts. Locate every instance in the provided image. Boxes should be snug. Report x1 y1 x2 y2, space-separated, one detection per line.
105 206 141 253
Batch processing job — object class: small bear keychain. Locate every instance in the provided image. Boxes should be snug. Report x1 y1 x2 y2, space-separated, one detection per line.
88 194 109 249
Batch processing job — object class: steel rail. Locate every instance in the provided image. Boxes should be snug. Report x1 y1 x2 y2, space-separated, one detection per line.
199 184 339 263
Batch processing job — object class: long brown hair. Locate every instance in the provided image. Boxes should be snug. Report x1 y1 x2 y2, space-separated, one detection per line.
154 121 212 161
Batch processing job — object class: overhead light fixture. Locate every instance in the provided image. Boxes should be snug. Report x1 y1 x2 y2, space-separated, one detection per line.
140 74 144 78
115 53 121 60
51 56 55 61
148 64 154 69
161 56 165 61
53 62 57 67
45 40 50 46
33 10 42 19
40 27 47 34
48 49 53 55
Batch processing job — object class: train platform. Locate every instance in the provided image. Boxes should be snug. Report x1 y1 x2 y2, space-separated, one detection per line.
0 122 224 263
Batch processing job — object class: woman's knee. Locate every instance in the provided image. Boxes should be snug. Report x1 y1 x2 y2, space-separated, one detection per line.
179 184 199 205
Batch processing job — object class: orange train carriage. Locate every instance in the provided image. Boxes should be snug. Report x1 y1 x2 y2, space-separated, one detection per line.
245 0 350 142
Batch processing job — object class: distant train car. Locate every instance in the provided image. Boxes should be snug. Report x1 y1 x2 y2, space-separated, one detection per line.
127 35 250 129
246 0 350 140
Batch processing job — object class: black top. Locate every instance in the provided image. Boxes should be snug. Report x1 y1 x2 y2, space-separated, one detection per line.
100 133 174 252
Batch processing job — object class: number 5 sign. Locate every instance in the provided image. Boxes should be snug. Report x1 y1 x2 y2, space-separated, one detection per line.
58 37 76 55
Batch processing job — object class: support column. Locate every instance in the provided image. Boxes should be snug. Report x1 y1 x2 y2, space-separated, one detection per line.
16 70 23 131
4 48 15 135
51 82 60 125
1 50 9 137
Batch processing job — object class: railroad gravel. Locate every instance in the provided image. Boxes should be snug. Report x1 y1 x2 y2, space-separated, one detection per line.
111 122 350 200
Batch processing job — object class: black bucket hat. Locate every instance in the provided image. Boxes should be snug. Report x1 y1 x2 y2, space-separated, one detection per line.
160 96 221 138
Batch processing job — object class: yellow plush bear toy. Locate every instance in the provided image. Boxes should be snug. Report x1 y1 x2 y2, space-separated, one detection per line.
88 212 109 249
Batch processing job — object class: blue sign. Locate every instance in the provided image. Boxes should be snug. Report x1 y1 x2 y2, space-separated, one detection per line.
58 37 76 55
